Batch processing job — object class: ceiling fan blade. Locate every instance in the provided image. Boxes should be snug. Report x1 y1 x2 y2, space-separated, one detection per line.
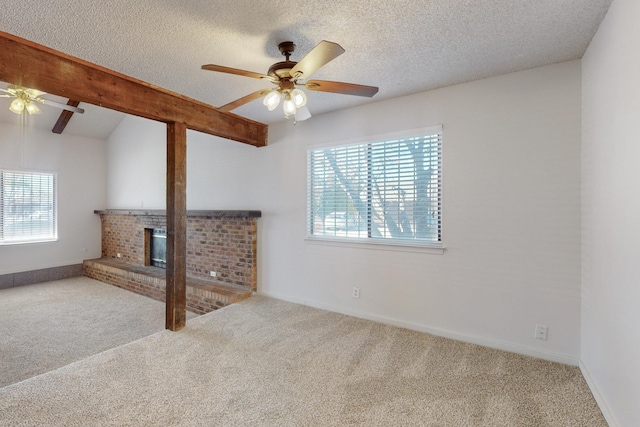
37 98 85 114
290 40 345 80
2 84 47 98
219 89 271 112
52 100 81 134
202 64 275 82
6 84 46 97
0 87 15 95
304 80 379 97
26 88 46 97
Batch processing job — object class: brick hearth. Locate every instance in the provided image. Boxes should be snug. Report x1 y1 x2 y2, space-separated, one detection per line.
83 258 252 315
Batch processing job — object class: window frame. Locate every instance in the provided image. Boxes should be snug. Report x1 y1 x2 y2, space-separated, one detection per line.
306 125 443 251
0 169 58 245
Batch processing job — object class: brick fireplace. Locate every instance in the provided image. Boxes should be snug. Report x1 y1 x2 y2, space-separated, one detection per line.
83 209 260 314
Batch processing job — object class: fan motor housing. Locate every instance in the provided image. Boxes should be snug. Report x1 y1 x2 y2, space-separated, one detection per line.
268 61 296 80
268 41 298 79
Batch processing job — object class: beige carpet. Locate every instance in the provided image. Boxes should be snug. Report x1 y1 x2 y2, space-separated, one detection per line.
0 282 606 426
0 277 198 388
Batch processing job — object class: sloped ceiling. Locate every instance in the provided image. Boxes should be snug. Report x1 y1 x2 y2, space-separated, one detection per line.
0 0 612 139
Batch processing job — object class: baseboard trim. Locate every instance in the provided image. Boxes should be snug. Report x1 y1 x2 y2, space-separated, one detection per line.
0 264 83 290
579 361 618 427
256 290 579 366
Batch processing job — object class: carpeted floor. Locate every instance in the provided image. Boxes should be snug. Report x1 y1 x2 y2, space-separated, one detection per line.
0 279 607 426
0 277 198 388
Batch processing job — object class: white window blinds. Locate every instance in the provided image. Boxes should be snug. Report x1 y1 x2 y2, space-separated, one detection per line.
307 128 442 244
0 170 57 244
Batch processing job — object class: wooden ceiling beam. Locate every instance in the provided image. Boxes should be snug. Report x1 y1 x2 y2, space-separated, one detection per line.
0 30 267 147
51 99 80 134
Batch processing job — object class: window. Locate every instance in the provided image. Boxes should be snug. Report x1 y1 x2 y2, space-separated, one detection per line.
307 126 442 245
0 170 57 244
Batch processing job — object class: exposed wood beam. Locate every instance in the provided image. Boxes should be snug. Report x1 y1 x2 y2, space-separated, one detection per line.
165 122 187 331
0 30 267 147
51 99 80 134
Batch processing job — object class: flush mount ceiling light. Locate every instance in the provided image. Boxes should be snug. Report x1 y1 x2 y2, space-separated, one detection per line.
0 84 85 115
202 40 378 122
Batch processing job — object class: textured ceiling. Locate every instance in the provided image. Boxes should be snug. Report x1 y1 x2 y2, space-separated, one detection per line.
0 0 612 138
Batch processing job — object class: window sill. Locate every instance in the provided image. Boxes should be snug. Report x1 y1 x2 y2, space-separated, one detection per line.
304 236 445 254
0 238 58 246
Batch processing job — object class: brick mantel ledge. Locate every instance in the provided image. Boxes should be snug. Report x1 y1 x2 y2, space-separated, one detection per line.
94 209 261 218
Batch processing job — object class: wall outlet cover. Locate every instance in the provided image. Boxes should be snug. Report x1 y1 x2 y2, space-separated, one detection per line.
535 325 548 341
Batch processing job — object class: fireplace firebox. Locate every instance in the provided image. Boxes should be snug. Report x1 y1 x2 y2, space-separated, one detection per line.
150 229 166 268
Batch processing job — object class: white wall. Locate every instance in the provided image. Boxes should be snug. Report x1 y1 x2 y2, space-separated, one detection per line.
581 0 640 425
107 115 165 209
106 115 265 210
107 60 582 364
0 120 106 275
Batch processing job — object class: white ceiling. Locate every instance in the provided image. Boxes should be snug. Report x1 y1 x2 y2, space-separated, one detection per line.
0 0 612 139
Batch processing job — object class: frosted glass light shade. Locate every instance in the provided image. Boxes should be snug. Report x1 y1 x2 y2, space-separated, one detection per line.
295 105 312 121
9 98 25 114
283 93 296 116
290 88 307 108
263 90 281 111
25 102 40 114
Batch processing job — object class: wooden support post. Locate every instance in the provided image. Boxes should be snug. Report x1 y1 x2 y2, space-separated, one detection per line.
165 122 187 331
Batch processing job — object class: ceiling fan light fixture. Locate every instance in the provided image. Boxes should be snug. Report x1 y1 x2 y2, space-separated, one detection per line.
263 89 281 111
9 98 25 114
2 85 84 117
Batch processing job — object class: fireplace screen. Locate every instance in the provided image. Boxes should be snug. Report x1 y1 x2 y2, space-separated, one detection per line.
150 229 167 268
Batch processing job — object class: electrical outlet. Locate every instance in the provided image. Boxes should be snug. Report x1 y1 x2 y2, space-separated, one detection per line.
535 325 548 341
352 287 360 298
117 253 122 258
210 271 216 277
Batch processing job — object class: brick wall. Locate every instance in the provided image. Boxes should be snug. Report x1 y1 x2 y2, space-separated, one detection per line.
186 217 257 287
98 210 259 290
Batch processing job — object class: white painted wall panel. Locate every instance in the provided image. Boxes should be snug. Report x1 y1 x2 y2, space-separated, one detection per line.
581 0 640 424
106 116 166 209
107 60 582 363
0 121 106 274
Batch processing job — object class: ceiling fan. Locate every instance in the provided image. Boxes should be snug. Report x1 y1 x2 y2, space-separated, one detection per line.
0 84 85 115
202 40 378 121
